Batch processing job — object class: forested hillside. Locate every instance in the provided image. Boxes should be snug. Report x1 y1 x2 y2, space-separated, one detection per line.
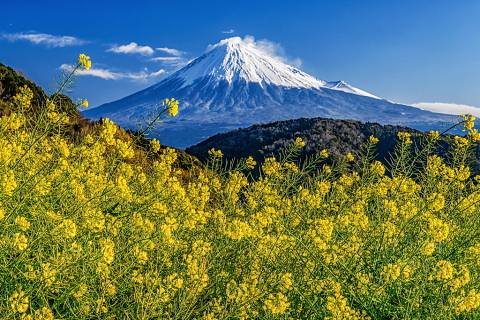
187 117 480 175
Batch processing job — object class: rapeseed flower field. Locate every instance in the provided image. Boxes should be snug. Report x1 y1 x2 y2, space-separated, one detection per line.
1 55 480 319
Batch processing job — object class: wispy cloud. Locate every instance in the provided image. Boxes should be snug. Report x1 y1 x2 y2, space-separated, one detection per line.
60 64 166 82
222 29 235 34
156 47 185 56
107 42 155 55
149 69 167 78
151 58 190 70
149 57 182 61
411 102 480 117
246 36 302 68
150 46 189 69
2 32 88 47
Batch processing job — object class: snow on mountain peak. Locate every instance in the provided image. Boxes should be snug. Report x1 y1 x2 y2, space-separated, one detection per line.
174 36 327 89
169 36 380 99
204 36 245 53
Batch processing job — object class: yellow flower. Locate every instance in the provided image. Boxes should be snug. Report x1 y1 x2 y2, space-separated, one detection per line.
2 170 17 196
77 54 92 70
72 283 88 298
326 292 368 319
422 241 435 255
95 297 108 314
85 134 94 144
454 289 480 313
427 193 445 212
397 132 413 144
467 128 480 142
428 130 440 141
13 232 28 251
162 98 179 117
454 136 469 147
370 160 386 176
53 219 77 239
8 289 29 313
345 153 354 162
40 262 57 287
33 306 55 320
319 149 329 158
115 140 135 159
369 136 379 144
15 216 31 231
151 138 161 153
134 246 149 265
434 260 455 281
381 263 401 281
450 265 471 292
262 157 282 175
284 161 299 173
263 292 290 314
460 113 476 131
246 156 257 169
173 277 184 289
208 148 224 158
13 85 34 109
97 262 111 278
225 219 253 240
427 217 449 242
99 238 115 264
294 137 306 148
0 112 25 130
279 273 294 292
103 280 117 296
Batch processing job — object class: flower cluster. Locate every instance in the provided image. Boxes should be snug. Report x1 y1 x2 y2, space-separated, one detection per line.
77 54 91 70
162 98 179 117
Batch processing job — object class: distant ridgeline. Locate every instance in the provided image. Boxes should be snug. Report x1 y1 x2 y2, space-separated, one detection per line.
186 117 480 176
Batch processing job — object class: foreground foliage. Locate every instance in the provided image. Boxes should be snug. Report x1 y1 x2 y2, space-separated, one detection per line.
1 56 480 319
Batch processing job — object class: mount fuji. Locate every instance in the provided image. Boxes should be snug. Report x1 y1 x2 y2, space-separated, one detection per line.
83 37 457 149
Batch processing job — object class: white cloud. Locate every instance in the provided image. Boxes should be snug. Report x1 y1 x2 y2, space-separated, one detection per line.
410 102 480 117
206 35 303 68
156 47 185 56
222 29 235 34
150 55 190 69
78 68 122 80
149 69 167 77
149 57 182 61
107 42 155 55
2 32 88 47
60 64 165 82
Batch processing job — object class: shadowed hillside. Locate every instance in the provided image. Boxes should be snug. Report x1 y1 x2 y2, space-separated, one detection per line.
186 117 480 175
0 61 203 174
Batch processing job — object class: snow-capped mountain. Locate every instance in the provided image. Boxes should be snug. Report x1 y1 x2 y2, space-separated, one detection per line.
83 37 457 149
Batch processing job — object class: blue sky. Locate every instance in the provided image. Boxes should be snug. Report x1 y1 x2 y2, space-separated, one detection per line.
1 0 480 112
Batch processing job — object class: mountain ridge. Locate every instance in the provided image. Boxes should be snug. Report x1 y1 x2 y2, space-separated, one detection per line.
185 116 480 176
83 36 459 149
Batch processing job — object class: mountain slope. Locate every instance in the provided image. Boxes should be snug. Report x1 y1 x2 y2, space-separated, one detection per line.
83 37 458 149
